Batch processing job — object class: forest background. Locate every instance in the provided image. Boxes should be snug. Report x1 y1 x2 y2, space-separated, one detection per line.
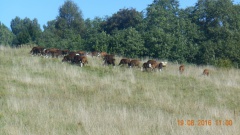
1 0 240 68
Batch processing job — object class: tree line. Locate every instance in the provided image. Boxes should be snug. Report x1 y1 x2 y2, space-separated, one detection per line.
1 0 240 68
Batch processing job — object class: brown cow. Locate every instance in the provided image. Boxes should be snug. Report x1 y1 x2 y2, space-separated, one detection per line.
103 54 115 66
179 65 184 74
72 55 88 67
203 69 209 76
147 60 159 71
103 54 114 61
142 62 151 71
119 58 131 66
80 56 88 67
62 52 78 62
128 59 141 68
30 46 44 56
44 48 62 58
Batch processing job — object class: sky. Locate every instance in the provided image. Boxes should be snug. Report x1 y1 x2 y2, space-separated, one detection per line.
1 0 240 30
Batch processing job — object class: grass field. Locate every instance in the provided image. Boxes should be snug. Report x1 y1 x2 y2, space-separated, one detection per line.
0 45 239 135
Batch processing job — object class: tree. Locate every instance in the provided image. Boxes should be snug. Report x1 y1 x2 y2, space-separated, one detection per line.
101 8 143 34
109 28 145 58
0 22 14 45
39 0 86 50
10 17 41 45
56 0 85 37
84 17 109 51
190 0 240 66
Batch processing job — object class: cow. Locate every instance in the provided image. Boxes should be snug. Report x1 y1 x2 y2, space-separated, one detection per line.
203 69 209 76
62 52 78 62
103 54 115 66
72 55 88 67
44 48 62 58
30 46 44 56
128 59 141 68
147 60 159 71
158 62 163 71
119 58 131 66
142 62 151 71
179 65 185 74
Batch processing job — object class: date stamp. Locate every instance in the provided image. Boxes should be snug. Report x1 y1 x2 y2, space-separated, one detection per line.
177 119 233 126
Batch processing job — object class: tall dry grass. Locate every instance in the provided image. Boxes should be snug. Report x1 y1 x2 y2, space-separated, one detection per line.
0 45 239 135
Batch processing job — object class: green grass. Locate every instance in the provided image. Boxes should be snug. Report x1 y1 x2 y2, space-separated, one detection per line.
0 45 239 135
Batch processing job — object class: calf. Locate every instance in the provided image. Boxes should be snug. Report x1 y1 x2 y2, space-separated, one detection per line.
203 69 209 76
179 65 184 74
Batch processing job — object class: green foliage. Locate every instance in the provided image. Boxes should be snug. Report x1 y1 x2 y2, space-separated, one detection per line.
102 8 143 34
10 17 41 45
1 0 240 67
214 58 233 68
0 22 14 45
39 0 85 50
109 28 145 57
56 0 85 37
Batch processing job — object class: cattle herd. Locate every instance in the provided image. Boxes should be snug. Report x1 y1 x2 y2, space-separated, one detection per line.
30 46 209 76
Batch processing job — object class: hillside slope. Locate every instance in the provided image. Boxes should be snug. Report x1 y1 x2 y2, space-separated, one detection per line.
0 46 239 135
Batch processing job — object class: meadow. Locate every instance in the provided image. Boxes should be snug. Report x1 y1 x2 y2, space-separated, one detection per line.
0 45 239 135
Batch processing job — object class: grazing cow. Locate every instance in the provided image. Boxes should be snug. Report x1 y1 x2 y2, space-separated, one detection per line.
30 46 44 56
128 59 141 68
103 54 114 61
103 54 115 66
142 62 151 71
158 62 163 71
80 56 88 67
72 55 88 67
119 58 131 66
104 58 115 66
44 48 62 58
179 65 185 74
62 52 78 62
203 69 209 76
147 60 159 71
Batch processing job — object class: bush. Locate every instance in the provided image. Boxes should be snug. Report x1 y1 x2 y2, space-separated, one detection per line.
214 59 233 68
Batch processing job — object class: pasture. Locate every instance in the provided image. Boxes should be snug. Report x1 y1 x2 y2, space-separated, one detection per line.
0 45 239 135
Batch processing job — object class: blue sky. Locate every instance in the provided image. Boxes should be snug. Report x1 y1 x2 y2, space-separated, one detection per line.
1 0 240 30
